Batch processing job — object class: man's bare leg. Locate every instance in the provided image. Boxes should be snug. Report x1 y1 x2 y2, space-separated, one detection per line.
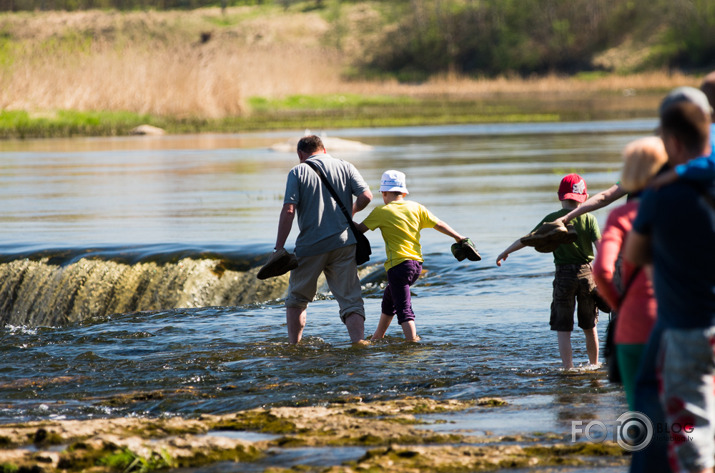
286 307 306 344
371 313 393 340
557 331 574 369
401 320 420 342
583 326 599 365
344 312 366 344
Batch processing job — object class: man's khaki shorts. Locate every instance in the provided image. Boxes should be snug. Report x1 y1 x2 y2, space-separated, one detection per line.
285 245 365 323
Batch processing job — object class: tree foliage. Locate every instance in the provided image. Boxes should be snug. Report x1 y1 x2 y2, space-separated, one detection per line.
0 0 712 77
0 0 282 11
359 0 715 79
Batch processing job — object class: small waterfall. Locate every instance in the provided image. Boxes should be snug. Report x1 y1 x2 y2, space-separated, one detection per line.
0 247 289 326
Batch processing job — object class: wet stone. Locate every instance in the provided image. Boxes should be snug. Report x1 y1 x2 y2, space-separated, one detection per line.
0 397 628 472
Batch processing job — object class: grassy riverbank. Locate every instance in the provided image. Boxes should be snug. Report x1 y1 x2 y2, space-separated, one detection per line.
0 85 686 139
0 4 706 139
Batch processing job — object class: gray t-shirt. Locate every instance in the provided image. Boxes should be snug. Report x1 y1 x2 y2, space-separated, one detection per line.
283 154 370 257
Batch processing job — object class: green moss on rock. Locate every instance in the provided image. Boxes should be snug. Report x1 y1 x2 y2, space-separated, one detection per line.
212 410 300 434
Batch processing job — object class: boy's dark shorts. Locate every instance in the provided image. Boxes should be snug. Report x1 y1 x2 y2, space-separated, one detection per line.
550 263 598 332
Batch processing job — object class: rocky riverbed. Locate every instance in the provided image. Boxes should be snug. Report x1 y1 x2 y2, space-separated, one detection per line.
0 397 627 472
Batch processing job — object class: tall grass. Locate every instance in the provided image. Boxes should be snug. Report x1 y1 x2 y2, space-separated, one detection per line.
0 5 705 126
0 7 347 118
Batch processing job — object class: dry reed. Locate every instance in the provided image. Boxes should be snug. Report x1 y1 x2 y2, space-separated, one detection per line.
0 7 703 119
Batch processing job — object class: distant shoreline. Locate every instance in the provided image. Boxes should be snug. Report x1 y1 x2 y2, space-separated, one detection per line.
0 88 676 140
0 7 702 139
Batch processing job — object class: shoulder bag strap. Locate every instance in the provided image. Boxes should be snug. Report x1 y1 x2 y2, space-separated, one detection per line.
618 266 642 305
304 160 357 231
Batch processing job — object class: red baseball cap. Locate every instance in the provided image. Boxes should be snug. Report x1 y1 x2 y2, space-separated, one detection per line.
557 174 588 202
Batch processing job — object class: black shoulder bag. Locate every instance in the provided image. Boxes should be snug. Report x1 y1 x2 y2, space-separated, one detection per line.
305 160 371 265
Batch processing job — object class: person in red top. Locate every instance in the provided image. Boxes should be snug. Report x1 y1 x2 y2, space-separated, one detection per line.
592 136 667 409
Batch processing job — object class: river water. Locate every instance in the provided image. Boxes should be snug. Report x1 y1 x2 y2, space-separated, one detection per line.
0 121 658 469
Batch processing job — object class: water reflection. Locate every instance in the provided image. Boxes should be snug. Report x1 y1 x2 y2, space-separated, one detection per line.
0 120 654 250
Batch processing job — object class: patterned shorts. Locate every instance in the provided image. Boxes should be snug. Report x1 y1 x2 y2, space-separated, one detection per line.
658 326 715 472
550 263 598 331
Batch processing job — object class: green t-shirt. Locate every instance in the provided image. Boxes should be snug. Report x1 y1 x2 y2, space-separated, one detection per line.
362 200 440 271
534 208 601 265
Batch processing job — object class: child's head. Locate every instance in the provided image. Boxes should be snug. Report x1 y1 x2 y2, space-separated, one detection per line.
619 137 668 194
380 170 409 203
557 174 588 206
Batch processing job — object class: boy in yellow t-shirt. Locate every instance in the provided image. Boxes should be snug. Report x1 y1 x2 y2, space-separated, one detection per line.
355 170 466 342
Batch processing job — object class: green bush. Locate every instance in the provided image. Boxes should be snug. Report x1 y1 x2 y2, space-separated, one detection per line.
359 0 715 79
660 0 715 69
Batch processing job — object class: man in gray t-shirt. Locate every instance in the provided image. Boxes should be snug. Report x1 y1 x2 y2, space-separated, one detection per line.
274 135 373 344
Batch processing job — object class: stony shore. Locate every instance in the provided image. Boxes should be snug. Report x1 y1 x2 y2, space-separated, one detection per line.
0 397 628 472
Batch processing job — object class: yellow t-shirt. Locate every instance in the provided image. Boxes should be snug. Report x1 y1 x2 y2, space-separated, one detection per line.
362 200 440 271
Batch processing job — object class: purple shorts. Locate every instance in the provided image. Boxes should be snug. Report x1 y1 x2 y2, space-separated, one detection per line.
381 260 422 325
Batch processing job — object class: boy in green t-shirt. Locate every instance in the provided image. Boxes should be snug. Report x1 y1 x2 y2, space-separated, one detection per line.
496 174 602 369
355 170 467 342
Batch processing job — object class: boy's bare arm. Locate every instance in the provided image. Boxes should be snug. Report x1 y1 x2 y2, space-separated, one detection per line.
433 220 465 242
354 221 369 233
496 239 525 266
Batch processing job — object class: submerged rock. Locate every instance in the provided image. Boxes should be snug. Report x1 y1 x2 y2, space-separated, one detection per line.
269 133 373 153
130 124 166 135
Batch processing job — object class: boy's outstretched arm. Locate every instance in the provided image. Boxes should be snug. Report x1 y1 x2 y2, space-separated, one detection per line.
354 221 369 233
496 239 525 266
433 220 465 242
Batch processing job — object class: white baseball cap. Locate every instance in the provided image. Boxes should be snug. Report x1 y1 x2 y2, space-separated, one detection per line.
380 170 409 194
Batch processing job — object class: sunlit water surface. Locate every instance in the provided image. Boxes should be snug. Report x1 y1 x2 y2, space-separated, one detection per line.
0 120 659 470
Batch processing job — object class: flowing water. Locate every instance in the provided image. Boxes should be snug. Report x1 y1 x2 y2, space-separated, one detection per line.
0 120 659 469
